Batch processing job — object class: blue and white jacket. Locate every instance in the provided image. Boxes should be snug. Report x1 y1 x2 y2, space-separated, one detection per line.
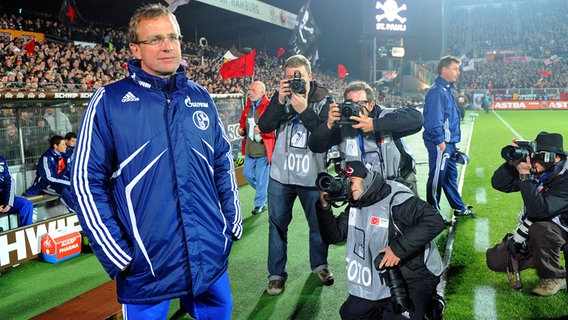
71 60 242 304
23 148 70 196
422 76 461 145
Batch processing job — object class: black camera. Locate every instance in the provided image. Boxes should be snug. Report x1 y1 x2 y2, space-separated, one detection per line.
374 252 414 316
289 70 306 94
335 99 361 125
316 172 351 203
501 140 536 162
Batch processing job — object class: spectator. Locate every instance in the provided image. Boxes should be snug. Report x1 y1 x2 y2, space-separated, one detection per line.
237 81 274 215
43 107 72 135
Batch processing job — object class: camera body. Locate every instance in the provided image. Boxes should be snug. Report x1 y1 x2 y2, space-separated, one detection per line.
501 140 536 162
374 252 414 315
289 70 306 94
316 172 351 203
336 99 361 125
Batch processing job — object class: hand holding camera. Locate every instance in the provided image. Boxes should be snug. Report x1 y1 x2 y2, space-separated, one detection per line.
279 70 308 115
374 250 414 316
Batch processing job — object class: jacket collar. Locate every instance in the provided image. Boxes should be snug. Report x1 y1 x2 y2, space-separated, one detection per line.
435 75 454 90
127 59 187 91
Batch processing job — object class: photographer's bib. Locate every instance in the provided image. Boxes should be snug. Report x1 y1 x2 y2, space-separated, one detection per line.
270 115 326 187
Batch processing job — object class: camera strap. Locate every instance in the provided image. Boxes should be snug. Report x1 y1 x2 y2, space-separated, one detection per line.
506 257 522 291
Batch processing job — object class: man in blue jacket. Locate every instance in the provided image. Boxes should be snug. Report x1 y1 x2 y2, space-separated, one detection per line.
23 135 70 197
71 4 242 319
423 55 476 217
0 156 33 228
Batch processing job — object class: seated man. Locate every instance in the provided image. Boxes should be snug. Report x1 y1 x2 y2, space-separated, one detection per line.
24 135 70 197
0 156 33 227
63 131 77 167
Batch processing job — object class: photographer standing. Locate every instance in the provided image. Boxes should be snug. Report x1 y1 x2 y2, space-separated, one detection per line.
308 81 423 195
487 132 568 296
316 161 445 319
258 54 334 295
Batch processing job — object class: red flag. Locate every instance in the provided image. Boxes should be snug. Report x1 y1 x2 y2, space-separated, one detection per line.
220 49 255 79
59 0 84 25
277 47 285 57
24 39 35 56
540 70 552 78
338 64 348 79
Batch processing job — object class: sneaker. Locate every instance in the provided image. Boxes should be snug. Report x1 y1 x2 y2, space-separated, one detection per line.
252 205 267 215
267 279 284 296
532 278 567 296
317 268 335 286
454 205 477 217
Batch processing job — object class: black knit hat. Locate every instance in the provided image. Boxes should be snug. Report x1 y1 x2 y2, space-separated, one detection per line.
535 132 565 156
345 161 368 178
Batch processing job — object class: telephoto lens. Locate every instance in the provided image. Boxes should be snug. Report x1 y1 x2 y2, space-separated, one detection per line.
374 252 414 316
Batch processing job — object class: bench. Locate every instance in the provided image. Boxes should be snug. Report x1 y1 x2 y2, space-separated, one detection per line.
30 279 122 320
24 194 61 206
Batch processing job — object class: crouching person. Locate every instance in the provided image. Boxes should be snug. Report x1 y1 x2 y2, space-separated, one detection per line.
316 161 446 319
487 132 568 296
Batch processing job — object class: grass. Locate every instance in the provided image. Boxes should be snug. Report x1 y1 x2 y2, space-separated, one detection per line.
1 110 567 319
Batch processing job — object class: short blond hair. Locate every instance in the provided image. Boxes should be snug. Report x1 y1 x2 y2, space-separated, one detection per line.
127 4 180 44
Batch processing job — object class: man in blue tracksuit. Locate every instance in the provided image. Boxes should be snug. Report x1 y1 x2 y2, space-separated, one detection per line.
0 156 33 227
423 55 476 217
70 4 242 319
23 135 70 197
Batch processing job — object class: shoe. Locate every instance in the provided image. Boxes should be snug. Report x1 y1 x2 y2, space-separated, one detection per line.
532 278 566 296
267 279 284 296
317 268 335 286
454 205 476 217
251 205 267 215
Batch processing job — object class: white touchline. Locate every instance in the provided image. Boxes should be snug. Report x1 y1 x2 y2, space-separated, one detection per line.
476 167 484 178
476 187 487 205
474 218 490 252
475 285 497 319
493 111 526 140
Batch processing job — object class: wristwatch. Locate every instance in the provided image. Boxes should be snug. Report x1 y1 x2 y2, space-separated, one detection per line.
519 173 531 182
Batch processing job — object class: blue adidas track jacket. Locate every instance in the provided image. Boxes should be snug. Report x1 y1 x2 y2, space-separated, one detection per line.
422 76 461 145
71 60 242 304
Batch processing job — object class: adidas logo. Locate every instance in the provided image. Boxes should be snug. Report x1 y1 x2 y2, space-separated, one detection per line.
121 92 140 103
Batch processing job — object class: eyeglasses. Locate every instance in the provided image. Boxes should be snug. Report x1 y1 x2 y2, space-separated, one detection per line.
134 34 183 46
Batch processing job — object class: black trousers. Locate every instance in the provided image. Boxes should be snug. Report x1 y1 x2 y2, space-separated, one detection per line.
339 277 439 320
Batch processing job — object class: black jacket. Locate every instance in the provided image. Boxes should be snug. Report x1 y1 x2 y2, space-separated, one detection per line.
316 174 445 282
258 80 330 134
491 159 568 224
307 105 423 153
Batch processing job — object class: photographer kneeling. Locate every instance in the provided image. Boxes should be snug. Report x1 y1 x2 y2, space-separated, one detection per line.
316 161 445 319
487 132 568 296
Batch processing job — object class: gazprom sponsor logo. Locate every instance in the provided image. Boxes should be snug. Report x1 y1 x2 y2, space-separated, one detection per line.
185 96 209 108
